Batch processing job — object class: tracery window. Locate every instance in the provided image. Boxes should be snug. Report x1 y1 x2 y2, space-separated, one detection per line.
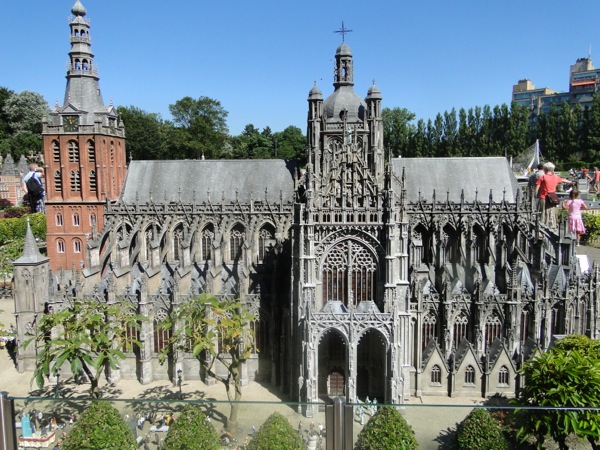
485 313 502 351
322 240 377 307
56 213 63 226
431 365 441 384
173 227 183 261
465 365 475 384
422 311 437 349
229 225 245 262
498 366 509 386
201 226 214 261
122 320 139 353
73 239 82 253
258 226 275 263
153 309 171 353
73 213 80 226
57 239 65 253
453 312 468 348
68 140 79 162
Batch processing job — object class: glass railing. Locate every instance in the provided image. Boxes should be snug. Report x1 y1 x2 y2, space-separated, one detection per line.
3 394 600 449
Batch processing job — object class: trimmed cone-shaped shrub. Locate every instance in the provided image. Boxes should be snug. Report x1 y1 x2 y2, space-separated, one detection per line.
62 401 136 450
163 405 220 450
453 408 507 450
247 412 304 450
355 406 418 450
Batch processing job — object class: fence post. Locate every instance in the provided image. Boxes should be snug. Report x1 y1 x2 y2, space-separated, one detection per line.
325 397 353 450
0 392 17 450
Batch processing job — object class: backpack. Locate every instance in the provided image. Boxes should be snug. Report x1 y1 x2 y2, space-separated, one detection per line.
26 175 43 196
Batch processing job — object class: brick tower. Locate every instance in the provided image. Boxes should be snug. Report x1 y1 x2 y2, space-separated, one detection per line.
42 0 126 271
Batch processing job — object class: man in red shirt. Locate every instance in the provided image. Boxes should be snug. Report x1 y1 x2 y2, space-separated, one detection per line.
536 162 573 227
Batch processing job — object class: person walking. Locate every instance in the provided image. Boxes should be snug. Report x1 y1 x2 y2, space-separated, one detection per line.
563 190 588 246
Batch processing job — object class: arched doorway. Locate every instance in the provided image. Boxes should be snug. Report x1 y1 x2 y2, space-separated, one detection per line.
356 328 387 402
318 329 347 399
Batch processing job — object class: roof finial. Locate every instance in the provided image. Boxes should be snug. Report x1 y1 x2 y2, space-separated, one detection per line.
334 21 353 42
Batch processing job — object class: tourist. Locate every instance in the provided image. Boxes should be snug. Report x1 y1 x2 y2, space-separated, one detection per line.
593 167 600 193
563 190 588 246
528 163 545 203
536 162 573 227
22 163 45 213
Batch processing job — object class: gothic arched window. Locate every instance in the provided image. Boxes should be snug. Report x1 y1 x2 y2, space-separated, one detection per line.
54 170 62 191
453 312 468 348
173 225 184 261
73 239 82 253
498 366 510 386
322 240 377 307
68 140 79 162
153 309 171 354
465 365 475 384
89 170 97 192
422 311 437 349
431 365 441 384
201 225 214 261
258 225 275 263
229 225 245 262
57 239 65 254
87 139 96 163
52 140 60 162
485 313 502 351
70 170 81 192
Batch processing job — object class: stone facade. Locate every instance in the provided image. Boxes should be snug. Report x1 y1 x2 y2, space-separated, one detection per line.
11 1 600 411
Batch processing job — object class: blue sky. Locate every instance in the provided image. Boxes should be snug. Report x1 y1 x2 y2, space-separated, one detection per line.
2 1 599 135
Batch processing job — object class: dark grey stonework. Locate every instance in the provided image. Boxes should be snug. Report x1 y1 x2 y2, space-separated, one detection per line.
11 1 600 411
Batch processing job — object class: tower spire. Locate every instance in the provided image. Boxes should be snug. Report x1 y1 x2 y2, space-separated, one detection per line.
63 0 106 118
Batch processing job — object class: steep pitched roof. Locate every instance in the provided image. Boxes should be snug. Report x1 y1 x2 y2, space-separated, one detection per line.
119 159 297 205
392 157 519 203
13 219 49 265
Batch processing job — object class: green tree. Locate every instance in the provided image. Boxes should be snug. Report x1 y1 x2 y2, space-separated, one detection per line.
117 105 168 160
382 107 416 157
514 339 600 450
0 87 15 139
61 401 136 450
273 125 306 162
163 404 220 450
169 96 229 159
24 300 145 398
3 90 48 137
354 406 418 450
247 412 304 450
453 408 507 450
161 294 255 431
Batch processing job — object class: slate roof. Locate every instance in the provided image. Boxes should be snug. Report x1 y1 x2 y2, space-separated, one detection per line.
13 220 48 265
392 157 519 203
119 159 297 205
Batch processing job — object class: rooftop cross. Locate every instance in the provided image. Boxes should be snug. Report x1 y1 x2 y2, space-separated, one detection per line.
334 22 353 42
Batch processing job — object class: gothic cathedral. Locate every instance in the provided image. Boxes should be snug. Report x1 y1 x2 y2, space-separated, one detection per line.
13 1 600 410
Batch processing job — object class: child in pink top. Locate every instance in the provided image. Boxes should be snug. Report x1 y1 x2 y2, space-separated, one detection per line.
562 190 588 245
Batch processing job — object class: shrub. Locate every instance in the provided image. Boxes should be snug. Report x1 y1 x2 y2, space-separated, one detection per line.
582 213 600 242
0 213 45 246
354 406 417 450
247 412 304 450
0 199 12 210
453 408 507 450
163 405 220 450
3 207 29 219
61 401 136 450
